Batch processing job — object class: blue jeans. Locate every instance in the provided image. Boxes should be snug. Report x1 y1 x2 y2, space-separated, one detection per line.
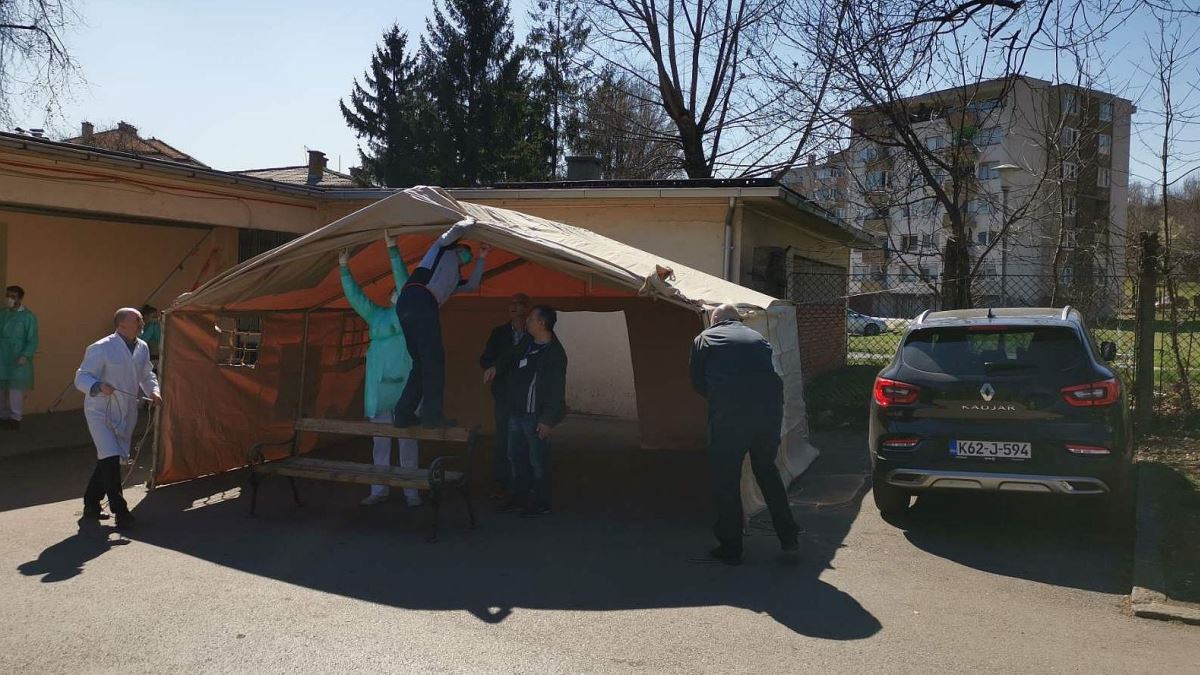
507 413 551 510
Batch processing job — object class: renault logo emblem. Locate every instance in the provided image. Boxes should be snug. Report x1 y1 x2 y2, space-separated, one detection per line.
980 383 996 401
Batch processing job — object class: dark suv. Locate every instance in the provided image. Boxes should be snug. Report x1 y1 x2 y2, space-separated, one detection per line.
869 307 1132 519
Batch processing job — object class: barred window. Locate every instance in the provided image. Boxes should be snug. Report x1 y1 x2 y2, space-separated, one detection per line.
337 314 371 362
216 316 263 368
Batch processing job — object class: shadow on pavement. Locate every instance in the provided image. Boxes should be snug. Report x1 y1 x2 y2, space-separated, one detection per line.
0 445 103 514
112 421 879 639
17 519 131 582
894 492 1131 594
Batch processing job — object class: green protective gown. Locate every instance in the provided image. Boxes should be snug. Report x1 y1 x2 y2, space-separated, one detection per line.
341 245 414 419
142 319 162 352
0 307 38 390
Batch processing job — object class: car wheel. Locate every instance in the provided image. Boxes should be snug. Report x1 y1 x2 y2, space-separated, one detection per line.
872 472 911 515
863 323 882 336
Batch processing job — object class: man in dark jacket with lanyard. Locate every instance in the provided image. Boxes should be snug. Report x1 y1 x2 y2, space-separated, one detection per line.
484 305 567 516
479 293 531 499
689 304 799 565
393 220 489 428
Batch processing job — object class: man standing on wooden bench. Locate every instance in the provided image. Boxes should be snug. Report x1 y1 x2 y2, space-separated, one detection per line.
393 221 490 429
340 231 422 507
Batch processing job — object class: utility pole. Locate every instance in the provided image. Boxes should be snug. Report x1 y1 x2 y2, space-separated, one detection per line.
1000 184 1009 305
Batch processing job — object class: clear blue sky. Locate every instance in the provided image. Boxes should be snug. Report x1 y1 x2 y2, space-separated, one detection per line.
40 0 535 172
25 0 1193 184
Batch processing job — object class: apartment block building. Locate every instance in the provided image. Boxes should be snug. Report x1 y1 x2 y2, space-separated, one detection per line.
785 76 1135 317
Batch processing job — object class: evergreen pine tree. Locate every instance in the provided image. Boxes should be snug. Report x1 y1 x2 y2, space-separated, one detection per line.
421 0 552 185
340 26 435 187
527 0 592 178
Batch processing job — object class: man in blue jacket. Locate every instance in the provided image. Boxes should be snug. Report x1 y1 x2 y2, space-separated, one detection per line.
689 304 798 565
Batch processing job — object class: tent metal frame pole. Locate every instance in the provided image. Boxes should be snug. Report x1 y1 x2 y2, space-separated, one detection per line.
146 313 170 491
292 311 311 456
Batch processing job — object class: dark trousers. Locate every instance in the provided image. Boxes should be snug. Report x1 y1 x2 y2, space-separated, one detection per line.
493 399 511 488
707 412 798 553
84 456 129 516
393 273 445 423
508 413 551 509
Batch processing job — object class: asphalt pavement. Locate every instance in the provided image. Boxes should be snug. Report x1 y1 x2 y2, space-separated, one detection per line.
1 421 1197 673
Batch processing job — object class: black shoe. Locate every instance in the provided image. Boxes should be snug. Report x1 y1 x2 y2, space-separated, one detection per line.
81 509 110 521
780 539 800 556
520 505 551 518
115 514 136 531
709 546 743 566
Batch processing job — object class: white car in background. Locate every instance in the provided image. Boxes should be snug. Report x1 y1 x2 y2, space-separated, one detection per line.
847 308 888 336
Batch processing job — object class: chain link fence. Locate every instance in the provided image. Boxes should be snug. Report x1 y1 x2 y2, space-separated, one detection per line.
790 271 1159 429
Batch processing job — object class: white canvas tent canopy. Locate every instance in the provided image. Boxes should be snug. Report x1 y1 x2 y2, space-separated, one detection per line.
154 186 818 513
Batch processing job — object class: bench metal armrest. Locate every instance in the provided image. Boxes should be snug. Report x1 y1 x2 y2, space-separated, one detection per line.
428 454 460 484
428 426 480 484
247 433 297 466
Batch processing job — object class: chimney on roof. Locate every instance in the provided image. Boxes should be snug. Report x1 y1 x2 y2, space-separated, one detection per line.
117 121 137 135
81 121 94 142
565 155 602 181
307 150 328 185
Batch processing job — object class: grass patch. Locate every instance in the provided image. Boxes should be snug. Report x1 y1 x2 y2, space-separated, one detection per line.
1138 436 1200 603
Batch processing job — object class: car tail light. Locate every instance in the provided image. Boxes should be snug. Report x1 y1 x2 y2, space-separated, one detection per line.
1060 379 1120 407
881 437 920 451
874 378 920 407
1066 444 1111 455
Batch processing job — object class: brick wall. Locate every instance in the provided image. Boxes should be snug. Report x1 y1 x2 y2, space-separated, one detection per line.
750 247 849 381
796 303 847 380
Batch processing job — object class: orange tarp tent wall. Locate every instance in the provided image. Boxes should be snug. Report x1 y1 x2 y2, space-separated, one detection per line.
152 187 818 514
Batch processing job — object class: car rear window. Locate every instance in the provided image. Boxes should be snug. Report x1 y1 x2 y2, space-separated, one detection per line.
901 326 1087 375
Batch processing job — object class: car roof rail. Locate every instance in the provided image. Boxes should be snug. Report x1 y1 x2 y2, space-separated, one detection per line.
915 309 931 325
1060 305 1073 321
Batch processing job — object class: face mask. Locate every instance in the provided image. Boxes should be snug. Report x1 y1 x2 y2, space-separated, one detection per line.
456 247 473 265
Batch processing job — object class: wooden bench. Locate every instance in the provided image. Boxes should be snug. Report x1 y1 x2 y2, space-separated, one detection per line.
246 418 479 542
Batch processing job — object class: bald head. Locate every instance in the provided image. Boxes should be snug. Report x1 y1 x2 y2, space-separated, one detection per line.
711 304 741 324
113 307 145 340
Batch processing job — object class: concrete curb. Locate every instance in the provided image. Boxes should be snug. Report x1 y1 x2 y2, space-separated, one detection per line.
1130 463 1200 625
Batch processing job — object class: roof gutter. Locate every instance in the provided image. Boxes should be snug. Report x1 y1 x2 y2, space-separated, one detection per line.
723 197 736 281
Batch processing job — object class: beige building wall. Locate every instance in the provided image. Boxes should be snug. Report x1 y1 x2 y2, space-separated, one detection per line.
3 213 237 412
460 196 735 419
465 198 730 276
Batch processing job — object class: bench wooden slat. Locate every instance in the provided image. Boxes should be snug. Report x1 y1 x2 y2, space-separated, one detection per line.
294 417 471 442
254 456 463 488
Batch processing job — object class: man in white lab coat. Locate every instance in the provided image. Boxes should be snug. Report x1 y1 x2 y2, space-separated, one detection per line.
74 308 161 529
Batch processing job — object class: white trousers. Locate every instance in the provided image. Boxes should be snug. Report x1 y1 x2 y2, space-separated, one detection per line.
370 410 419 502
0 389 24 421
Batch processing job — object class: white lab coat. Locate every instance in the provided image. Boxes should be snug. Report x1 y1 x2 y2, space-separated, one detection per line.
74 333 159 460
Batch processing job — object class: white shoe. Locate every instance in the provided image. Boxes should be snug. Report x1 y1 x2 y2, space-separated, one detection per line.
360 494 388 506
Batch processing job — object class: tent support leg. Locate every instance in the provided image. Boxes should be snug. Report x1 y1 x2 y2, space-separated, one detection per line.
460 482 477 529
248 472 261 517
288 477 303 507
427 484 441 543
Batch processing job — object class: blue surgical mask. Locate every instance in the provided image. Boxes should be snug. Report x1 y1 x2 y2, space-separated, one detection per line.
456 247 473 265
